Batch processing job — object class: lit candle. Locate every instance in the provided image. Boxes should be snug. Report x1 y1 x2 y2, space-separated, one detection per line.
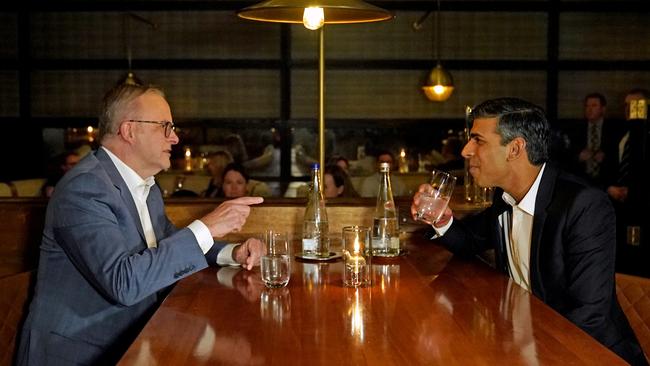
184 147 192 171
348 235 366 276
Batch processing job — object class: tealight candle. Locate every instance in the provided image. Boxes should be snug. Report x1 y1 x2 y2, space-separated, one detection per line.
343 226 371 287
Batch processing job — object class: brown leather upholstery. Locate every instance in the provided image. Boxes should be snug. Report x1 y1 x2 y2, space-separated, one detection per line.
616 272 650 362
0 271 34 366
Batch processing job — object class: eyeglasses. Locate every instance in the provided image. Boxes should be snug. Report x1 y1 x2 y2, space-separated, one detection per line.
127 119 176 138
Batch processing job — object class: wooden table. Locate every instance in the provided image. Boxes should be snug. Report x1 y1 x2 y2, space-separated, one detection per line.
119 235 626 365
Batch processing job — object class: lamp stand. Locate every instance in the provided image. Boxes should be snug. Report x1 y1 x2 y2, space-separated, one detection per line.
318 26 325 184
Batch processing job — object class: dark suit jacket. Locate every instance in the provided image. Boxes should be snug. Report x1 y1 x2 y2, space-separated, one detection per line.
17 148 225 366
569 119 624 188
437 163 646 365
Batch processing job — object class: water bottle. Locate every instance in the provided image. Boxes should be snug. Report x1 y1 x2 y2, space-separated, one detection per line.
372 162 400 257
302 163 330 258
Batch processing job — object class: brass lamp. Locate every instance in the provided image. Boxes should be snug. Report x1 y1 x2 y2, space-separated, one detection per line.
238 0 392 179
421 0 454 102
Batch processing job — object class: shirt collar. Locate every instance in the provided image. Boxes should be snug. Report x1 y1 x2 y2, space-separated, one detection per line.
501 163 546 216
101 146 155 198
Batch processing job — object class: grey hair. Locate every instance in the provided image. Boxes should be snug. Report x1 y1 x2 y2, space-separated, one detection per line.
98 84 165 142
470 97 549 165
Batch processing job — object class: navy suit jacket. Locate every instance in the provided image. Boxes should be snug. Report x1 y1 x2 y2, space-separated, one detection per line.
18 148 225 365
437 163 646 365
569 119 624 188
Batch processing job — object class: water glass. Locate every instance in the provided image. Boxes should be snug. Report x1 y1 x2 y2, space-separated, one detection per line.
343 226 372 287
416 170 457 225
261 230 291 288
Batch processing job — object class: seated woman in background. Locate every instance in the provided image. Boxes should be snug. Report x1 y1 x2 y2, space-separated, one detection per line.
324 164 359 198
221 162 273 198
222 163 250 198
203 150 234 198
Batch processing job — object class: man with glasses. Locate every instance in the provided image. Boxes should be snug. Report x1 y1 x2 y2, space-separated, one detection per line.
18 83 265 365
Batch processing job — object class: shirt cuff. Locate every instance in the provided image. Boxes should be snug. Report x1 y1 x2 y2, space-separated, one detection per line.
188 220 214 254
216 244 239 266
431 217 454 238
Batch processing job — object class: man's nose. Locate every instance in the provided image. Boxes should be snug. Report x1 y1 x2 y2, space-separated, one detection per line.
461 142 473 159
169 130 180 145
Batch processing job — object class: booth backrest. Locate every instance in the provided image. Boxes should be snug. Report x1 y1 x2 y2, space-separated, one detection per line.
616 273 650 362
0 270 35 366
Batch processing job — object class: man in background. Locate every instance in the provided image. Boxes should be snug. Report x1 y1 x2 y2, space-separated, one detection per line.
571 92 622 187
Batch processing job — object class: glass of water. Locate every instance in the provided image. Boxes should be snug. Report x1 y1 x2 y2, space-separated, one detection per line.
416 170 457 225
260 230 291 288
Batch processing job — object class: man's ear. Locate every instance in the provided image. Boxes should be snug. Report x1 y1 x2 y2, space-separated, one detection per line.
507 137 526 161
118 122 136 143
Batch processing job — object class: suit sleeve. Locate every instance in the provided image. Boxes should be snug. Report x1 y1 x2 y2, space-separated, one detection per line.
434 208 496 258
561 189 618 343
52 173 210 306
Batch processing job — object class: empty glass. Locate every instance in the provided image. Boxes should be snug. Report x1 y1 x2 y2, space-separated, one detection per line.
260 230 291 288
416 170 457 225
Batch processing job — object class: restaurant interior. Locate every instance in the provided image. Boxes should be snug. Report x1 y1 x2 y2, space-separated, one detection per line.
1 0 650 364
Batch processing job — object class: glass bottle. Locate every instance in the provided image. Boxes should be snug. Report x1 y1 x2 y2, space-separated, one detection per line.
302 163 330 258
372 162 400 257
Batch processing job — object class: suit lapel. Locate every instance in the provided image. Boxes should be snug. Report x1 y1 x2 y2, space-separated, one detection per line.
490 190 511 274
530 163 558 297
147 184 166 240
95 148 147 245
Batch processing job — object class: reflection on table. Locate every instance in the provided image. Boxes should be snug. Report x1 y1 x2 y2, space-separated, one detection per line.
119 236 626 365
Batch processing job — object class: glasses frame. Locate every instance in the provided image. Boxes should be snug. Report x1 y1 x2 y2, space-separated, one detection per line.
127 119 176 138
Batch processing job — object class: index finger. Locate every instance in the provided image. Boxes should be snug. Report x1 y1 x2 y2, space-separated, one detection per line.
226 196 264 206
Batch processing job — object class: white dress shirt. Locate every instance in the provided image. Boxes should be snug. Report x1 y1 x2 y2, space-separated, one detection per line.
499 163 545 291
102 147 237 265
433 163 546 292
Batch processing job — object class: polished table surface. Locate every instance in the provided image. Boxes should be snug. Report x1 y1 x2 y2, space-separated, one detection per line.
119 235 626 365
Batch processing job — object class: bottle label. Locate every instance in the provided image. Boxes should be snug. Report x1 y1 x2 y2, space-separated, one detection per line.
302 238 317 251
373 237 400 250
373 237 388 249
390 237 400 249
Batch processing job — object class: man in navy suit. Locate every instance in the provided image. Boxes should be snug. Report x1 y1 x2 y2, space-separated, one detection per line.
570 93 623 188
18 84 264 365
412 98 646 365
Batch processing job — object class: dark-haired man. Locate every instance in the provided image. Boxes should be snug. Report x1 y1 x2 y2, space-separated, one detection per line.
412 97 646 365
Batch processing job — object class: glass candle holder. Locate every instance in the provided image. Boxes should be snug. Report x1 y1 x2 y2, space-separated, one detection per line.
343 226 372 287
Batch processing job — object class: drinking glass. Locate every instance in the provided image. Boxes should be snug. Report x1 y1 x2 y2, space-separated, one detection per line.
415 170 457 225
343 226 372 287
260 230 291 288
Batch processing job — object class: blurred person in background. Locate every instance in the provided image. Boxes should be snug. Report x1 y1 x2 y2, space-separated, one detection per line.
41 150 80 197
221 163 249 198
323 164 359 198
570 93 622 188
203 150 234 198
358 150 407 197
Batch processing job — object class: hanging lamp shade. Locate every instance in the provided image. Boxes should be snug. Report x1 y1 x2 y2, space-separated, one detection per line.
117 71 143 86
237 0 393 24
422 62 454 102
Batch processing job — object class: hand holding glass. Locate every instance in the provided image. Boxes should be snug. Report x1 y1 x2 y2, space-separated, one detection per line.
416 170 456 225
260 230 290 288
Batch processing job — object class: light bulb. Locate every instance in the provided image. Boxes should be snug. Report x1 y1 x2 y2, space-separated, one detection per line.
303 7 324 30
433 85 445 95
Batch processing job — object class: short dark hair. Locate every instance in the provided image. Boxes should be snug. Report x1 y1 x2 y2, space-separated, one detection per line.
470 97 550 165
584 92 607 106
222 162 249 182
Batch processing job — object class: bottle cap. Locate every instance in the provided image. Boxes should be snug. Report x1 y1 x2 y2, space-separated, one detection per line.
311 163 320 170
379 162 390 171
